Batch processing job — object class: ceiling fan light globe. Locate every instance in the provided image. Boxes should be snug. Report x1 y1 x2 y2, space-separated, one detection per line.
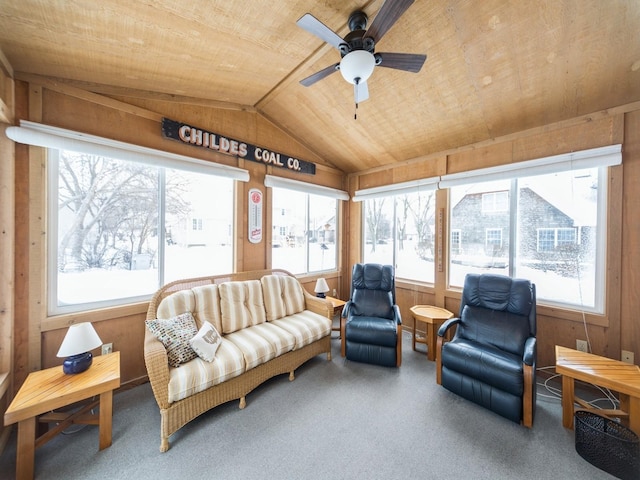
340 50 375 84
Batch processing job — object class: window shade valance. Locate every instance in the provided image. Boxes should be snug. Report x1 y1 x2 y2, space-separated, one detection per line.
5 120 250 181
264 174 349 200
351 144 622 198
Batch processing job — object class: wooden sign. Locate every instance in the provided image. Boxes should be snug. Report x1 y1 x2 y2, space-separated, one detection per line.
162 118 316 175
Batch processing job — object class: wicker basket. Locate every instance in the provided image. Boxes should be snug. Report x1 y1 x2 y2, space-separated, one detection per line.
575 410 640 480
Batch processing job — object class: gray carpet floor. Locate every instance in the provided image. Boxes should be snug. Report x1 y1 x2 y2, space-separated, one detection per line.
0 333 618 479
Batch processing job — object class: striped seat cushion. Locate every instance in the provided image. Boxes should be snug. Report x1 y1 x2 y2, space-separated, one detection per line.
157 290 196 319
192 284 223 332
271 310 331 349
167 338 246 403
261 274 305 321
225 323 296 370
219 280 267 334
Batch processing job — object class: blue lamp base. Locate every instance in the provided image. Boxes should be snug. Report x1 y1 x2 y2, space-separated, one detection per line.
62 352 93 374
316 292 326 298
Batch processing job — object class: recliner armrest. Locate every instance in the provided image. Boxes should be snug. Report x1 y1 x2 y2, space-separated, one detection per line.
523 336 537 366
437 317 461 337
342 300 352 318
393 305 402 325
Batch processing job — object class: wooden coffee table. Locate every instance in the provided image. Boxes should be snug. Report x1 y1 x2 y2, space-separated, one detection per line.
4 352 121 480
410 305 454 361
555 345 640 435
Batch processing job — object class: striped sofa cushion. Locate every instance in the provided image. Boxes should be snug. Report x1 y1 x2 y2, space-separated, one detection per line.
157 290 196 319
167 338 246 403
225 323 294 370
219 280 266 334
192 284 223 332
261 275 305 321
271 310 331 349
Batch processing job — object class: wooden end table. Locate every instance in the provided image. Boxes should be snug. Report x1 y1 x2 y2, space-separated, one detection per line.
4 352 121 480
410 305 454 361
325 296 346 332
555 345 640 435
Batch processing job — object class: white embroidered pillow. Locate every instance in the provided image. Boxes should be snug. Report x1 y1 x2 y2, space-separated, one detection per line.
189 321 222 362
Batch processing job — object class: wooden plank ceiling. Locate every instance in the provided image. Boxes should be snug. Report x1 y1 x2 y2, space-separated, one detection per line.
1 0 639 174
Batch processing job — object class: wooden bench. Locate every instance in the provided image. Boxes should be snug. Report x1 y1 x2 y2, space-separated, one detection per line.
555 345 640 435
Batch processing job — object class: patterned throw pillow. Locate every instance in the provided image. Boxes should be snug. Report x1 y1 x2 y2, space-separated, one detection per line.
189 321 222 362
146 312 198 367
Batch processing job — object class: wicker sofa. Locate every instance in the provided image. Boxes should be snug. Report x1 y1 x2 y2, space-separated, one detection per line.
144 269 332 452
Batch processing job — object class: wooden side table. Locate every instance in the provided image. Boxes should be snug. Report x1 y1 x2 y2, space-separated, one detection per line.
325 296 346 333
409 305 454 361
555 345 640 435
4 352 121 480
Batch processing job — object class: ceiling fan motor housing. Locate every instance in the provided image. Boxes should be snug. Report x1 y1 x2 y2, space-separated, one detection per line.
340 11 375 57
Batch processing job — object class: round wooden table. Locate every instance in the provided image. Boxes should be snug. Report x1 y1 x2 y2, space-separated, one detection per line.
410 305 454 361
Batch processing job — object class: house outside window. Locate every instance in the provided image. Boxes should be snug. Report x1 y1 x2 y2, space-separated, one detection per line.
449 167 605 312
271 188 338 274
362 190 436 283
49 149 235 314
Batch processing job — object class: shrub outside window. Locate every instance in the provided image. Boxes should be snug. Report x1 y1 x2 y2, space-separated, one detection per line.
49 149 235 314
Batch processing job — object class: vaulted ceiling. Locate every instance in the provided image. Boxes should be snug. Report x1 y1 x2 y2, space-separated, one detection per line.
1 0 639 174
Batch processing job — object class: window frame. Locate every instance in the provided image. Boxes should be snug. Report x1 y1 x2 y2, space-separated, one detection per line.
47 148 240 315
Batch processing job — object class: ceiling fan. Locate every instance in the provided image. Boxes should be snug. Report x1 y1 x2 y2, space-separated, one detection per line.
297 0 427 110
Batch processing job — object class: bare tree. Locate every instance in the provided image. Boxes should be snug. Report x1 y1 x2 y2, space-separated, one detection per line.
366 198 386 253
57 152 190 271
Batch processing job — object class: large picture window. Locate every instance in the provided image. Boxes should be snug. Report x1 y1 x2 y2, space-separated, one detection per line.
270 188 338 274
49 149 235 314
449 167 606 312
362 190 436 283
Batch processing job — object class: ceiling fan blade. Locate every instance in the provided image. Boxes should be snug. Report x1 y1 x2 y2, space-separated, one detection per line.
365 0 415 43
300 63 340 87
296 13 345 50
376 52 427 73
354 80 369 103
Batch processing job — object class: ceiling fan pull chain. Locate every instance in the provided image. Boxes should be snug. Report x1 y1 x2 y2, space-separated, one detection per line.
354 102 358 120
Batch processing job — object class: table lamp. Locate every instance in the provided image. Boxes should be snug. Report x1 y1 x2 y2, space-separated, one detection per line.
57 322 103 374
314 278 330 298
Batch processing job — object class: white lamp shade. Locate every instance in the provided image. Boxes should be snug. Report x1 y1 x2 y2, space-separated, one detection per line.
314 278 330 294
340 50 375 84
57 322 103 357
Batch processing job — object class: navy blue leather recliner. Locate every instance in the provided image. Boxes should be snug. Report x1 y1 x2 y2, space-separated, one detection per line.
436 273 537 427
340 263 402 367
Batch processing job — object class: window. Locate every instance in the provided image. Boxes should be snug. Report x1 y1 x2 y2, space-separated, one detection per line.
362 190 436 283
49 149 236 314
482 191 509 213
537 227 577 252
271 188 338 274
449 167 606 312
451 229 461 255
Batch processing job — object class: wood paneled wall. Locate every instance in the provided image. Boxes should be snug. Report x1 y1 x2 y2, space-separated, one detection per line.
0 51 15 454
10 79 347 391
346 106 639 368
5 75 640 408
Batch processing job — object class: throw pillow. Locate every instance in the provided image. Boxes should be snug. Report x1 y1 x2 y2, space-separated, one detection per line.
146 312 198 367
189 321 222 362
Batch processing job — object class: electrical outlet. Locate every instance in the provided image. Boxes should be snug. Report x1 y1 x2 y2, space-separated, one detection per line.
576 340 588 352
101 343 113 355
622 350 635 364
332 289 337 297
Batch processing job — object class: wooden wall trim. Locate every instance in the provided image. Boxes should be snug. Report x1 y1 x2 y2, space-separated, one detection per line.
349 101 640 186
